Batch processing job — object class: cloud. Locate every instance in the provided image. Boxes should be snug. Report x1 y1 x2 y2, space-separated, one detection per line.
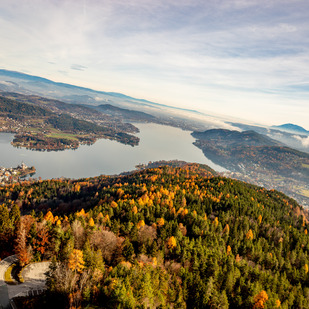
293 135 309 147
71 64 87 71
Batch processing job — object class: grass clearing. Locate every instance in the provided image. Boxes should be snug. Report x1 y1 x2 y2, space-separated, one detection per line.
46 133 78 140
302 163 309 169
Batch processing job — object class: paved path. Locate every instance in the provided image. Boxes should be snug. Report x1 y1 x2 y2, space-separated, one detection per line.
0 255 18 309
8 262 50 299
0 256 50 309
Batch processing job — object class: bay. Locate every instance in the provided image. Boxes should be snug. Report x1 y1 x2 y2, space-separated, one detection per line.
0 123 225 179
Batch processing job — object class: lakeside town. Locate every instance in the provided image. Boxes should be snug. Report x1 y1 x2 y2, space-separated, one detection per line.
0 162 36 184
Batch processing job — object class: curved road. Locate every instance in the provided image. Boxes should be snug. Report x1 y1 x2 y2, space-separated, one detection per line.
0 256 50 309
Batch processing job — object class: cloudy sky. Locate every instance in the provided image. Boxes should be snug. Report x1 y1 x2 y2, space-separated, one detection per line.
1 0 309 129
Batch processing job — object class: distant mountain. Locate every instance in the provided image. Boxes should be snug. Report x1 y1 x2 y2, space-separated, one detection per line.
0 69 200 115
273 123 309 134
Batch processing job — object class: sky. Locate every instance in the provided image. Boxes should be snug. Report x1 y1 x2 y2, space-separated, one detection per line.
0 0 309 129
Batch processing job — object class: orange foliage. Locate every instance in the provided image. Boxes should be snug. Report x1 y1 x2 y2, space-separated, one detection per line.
253 290 268 309
167 236 177 249
246 229 254 240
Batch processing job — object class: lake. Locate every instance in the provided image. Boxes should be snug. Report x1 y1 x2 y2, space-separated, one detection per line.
0 123 225 179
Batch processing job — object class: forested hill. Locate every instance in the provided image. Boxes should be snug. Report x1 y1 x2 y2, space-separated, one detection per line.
192 129 282 147
0 95 51 118
1 164 309 308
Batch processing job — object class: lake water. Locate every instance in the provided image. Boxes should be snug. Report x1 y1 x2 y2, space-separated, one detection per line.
0 123 225 179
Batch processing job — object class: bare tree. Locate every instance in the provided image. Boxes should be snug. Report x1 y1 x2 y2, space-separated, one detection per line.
138 225 157 245
72 219 85 249
90 229 117 263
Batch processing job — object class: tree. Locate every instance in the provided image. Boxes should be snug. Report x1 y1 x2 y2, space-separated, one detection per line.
167 236 177 249
15 222 32 266
122 239 134 262
253 290 268 309
246 229 254 240
68 249 85 273
88 217 95 227
157 217 165 227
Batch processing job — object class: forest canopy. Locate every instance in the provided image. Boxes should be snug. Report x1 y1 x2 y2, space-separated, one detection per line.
1 163 309 308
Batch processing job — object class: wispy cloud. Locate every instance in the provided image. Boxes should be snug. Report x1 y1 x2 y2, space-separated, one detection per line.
71 64 87 71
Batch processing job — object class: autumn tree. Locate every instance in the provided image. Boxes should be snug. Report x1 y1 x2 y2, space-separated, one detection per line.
68 249 85 273
15 222 32 266
167 236 177 249
253 290 268 309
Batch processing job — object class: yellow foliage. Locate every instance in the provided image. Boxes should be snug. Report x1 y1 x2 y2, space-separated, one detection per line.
111 201 118 208
56 219 61 226
132 205 138 214
246 229 254 240
227 245 231 256
253 290 268 309
44 211 54 223
77 208 87 217
129 199 135 206
152 257 157 266
304 263 308 274
258 215 262 224
275 299 281 307
157 217 165 227
116 188 124 198
89 217 95 227
137 220 145 229
213 217 219 228
68 249 85 273
223 224 230 234
103 214 110 223
167 236 177 249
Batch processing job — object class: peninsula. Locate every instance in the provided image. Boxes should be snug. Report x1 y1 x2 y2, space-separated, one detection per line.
0 162 36 184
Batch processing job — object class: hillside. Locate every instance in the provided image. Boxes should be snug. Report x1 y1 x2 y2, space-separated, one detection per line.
192 128 309 207
192 129 282 147
0 94 139 150
1 164 309 308
0 95 51 119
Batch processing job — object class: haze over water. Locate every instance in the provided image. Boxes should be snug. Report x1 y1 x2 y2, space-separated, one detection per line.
0 123 225 179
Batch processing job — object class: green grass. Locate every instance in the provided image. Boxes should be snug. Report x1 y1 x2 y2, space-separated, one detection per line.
302 163 309 169
4 263 17 285
46 133 79 140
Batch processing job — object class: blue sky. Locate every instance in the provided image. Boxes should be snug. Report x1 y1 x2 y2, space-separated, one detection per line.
0 0 309 129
